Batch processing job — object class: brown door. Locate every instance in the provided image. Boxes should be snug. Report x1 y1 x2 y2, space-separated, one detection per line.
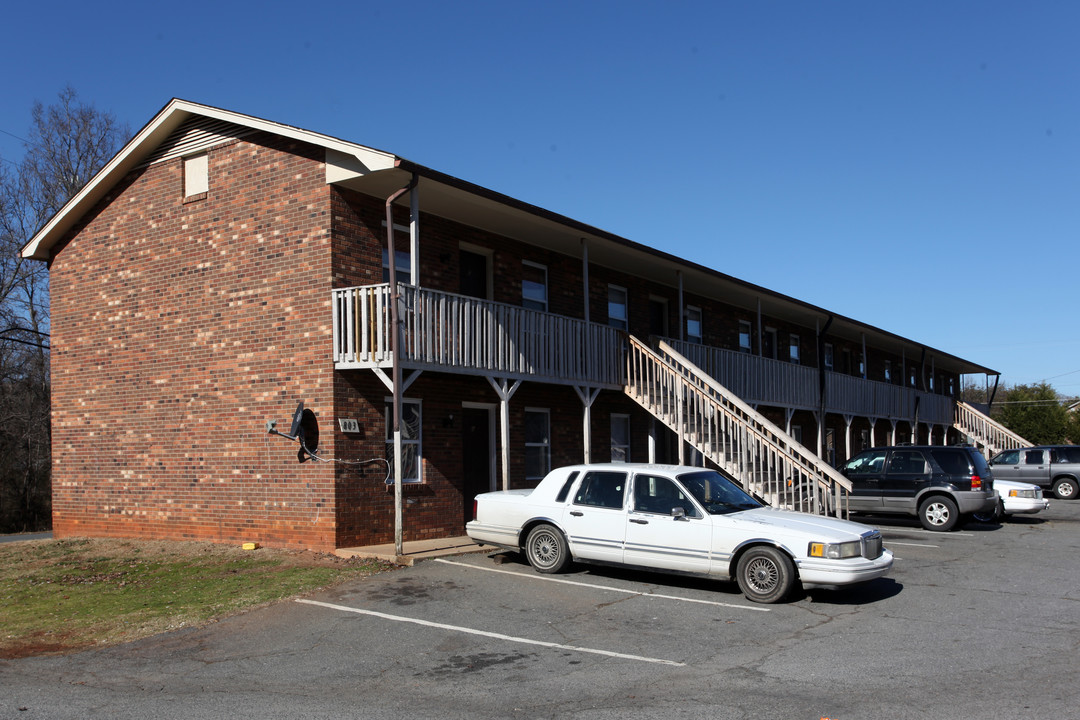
460 250 488 300
462 407 491 526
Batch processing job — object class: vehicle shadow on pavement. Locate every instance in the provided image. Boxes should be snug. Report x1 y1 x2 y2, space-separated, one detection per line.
483 551 901 606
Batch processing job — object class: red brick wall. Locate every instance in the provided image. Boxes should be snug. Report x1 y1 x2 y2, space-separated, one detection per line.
48 133 341 551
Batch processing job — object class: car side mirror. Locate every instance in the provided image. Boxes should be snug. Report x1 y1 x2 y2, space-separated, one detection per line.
671 506 687 521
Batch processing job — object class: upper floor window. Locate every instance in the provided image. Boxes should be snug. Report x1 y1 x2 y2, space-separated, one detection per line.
738 321 752 354
608 285 628 330
382 248 412 285
522 261 548 312
885 360 892 383
183 153 208 199
789 334 800 365
824 343 834 371
858 353 866 378
685 306 702 344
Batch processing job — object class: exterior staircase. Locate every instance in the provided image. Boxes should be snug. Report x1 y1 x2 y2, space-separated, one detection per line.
624 336 851 518
953 401 1032 457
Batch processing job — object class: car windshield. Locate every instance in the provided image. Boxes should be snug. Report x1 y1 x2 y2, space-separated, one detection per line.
677 470 762 515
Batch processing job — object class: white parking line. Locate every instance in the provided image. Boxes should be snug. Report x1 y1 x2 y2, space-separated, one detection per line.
886 541 940 548
296 598 686 667
434 558 770 612
879 528 975 538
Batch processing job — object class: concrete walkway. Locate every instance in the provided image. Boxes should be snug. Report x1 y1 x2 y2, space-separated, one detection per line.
334 536 499 566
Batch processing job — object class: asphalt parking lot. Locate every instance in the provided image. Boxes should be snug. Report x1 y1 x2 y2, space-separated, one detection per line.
4 501 1080 720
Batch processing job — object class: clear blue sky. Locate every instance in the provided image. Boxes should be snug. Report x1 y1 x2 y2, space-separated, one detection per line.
2 1 1077 392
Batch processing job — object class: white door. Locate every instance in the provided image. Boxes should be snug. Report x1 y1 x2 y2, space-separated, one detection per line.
624 473 712 573
562 470 628 564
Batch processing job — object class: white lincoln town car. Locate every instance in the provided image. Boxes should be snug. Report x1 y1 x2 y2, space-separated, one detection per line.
466 463 893 604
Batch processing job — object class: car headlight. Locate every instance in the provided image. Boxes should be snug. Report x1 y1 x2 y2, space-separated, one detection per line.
1009 488 1037 499
808 540 862 559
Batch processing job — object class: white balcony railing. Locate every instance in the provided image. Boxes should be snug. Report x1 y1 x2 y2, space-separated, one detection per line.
332 284 625 387
954 401 1032 457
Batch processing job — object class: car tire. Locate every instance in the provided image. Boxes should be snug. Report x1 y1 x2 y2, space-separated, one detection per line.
919 496 959 531
1052 477 1078 500
735 546 795 604
972 500 1004 524
524 524 570 574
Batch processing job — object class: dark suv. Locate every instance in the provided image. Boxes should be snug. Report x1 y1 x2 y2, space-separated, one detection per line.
839 445 998 531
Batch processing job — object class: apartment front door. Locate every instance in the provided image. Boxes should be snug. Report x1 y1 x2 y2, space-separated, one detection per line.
462 406 493 527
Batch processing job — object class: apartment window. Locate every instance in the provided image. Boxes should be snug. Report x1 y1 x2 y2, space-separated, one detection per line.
738 321 752 354
824 343 834 371
858 353 866 378
608 285 628 330
948 377 955 395
685 306 702 344
909 367 917 388
522 261 548 312
183 153 208 199
789 334 800 365
611 414 631 462
791 425 803 444
525 408 551 480
382 248 412 285
385 399 422 483
885 360 892 383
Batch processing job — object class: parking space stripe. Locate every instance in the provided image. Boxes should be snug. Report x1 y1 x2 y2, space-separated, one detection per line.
886 541 940 548
434 558 770 612
296 598 686 667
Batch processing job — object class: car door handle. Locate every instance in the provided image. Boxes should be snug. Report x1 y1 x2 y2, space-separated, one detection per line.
569 511 583 517
629 518 648 525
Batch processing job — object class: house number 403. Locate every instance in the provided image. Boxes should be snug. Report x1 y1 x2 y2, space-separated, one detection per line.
338 418 360 433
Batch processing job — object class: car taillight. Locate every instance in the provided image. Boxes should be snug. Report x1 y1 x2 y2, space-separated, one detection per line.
970 475 982 490
472 500 478 520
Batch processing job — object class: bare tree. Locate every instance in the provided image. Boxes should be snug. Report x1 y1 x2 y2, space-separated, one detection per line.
0 86 129 531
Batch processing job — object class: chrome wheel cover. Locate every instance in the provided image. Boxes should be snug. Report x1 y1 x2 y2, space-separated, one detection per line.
527 530 560 569
745 556 780 594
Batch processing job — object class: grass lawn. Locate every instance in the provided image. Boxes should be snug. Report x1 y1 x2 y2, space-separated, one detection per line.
0 537 396 658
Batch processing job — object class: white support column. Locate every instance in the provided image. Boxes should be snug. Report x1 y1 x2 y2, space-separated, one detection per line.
677 270 685 341
574 386 601 464
487 376 522 491
843 415 854 464
648 418 657 463
785 408 795 436
890 420 898 445
581 239 590 325
410 186 420 286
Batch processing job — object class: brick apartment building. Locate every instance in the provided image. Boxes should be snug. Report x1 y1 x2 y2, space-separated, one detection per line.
21 99 1014 553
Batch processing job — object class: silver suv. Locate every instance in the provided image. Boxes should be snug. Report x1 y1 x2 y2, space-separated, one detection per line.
840 445 998 531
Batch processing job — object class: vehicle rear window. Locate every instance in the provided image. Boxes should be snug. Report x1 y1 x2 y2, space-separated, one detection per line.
930 449 972 475
1054 447 1080 464
969 451 992 477
555 471 579 503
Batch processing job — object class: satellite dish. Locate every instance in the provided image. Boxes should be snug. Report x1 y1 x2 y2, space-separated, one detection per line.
267 401 320 463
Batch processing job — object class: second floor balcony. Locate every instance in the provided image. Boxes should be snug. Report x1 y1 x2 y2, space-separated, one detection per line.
332 283 956 425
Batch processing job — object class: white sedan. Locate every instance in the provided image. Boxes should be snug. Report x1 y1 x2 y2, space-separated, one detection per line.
466 463 893 604
974 479 1050 522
